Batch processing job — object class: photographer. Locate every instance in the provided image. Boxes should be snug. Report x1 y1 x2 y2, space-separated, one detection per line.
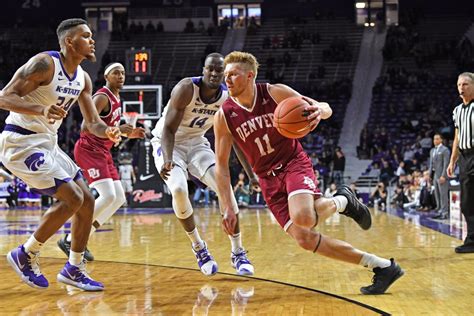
233 172 250 207
369 182 387 210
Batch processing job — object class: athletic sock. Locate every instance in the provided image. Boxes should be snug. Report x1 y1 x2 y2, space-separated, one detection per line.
332 196 348 213
359 252 391 269
187 228 205 251
69 250 84 266
24 235 44 253
228 232 243 253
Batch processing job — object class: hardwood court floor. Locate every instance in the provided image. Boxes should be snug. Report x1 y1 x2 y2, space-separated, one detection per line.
1 206 473 315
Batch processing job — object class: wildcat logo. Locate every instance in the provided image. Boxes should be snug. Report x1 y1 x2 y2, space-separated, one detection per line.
24 153 45 171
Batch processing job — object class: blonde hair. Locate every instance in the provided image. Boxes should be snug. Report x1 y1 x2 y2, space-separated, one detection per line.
459 72 474 82
224 51 259 76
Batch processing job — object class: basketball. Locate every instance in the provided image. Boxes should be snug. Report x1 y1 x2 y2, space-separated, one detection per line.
273 96 313 139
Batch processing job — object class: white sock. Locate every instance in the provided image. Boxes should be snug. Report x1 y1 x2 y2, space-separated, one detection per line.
229 232 243 253
24 235 44 253
332 196 348 213
359 253 391 269
66 234 72 242
69 250 84 266
187 228 205 251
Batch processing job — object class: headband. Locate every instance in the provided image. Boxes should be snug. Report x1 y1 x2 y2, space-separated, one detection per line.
104 63 124 76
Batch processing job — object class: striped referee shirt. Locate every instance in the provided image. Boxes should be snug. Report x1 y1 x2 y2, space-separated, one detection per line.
453 100 474 150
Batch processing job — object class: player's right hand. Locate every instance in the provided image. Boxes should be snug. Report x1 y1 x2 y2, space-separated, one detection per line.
160 161 174 180
43 104 67 123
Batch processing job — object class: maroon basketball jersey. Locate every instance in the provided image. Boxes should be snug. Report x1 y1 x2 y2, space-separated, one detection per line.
81 86 122 150
222 83 303 177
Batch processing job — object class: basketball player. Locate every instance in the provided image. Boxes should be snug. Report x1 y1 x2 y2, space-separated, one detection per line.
151 53 253 276
214 51 404 295
57 62 145 261
0 18 121 291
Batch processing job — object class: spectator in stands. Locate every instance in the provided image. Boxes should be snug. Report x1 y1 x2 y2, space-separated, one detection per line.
184 19 195 33
395 161 407 177
430 133 450 219
369 182 387 210
197 20 206 34
391 185 409 209
157 21 164 32
379 159 394 185
324 182 337 198
145 21 155 33
234 172 250 207
193 184 210 207
419 170 435 211
332 147 345 185
220 16 230 32
250 186 265 207
349 183 363 203
136 21 144 33
419 131 433 155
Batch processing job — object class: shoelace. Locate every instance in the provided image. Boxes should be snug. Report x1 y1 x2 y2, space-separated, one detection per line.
196 248 212 263
76 261 93 282
27 253 42 277
233 251 250 266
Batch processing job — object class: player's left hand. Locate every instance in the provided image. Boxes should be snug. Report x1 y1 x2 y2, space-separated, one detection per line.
301 96 322 131
105 126 121 144
222 209 237 235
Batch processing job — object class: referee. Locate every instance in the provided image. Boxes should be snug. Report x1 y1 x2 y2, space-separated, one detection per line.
448 72 474 253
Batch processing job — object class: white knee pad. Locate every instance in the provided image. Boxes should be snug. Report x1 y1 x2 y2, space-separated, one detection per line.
166 166 194 219
201 166 239 215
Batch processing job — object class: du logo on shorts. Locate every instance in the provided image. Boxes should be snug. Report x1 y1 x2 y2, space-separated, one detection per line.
24 153 45 171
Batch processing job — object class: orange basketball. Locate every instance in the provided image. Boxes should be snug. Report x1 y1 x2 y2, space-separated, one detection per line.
273 96 312 139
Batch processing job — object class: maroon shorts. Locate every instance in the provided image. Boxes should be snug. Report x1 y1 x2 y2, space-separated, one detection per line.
74 138 119 185
259 151 321 230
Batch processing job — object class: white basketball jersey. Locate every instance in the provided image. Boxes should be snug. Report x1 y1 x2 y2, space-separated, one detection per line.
152 77 228 142
6 51 85 135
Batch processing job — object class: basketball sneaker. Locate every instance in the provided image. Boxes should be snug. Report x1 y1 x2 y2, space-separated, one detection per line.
192 242 218 276
231 249 254 276
360 258 404 295
335 184 372 230
6 245 49 289
57 234 95 262
57 261 104 291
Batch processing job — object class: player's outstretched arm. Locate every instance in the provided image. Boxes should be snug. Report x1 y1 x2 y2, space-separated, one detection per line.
158 78 193 180
79 72 120 142
214 109 239 235
0 54 66 120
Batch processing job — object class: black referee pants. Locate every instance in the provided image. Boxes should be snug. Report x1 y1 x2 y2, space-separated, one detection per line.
458 149 474 246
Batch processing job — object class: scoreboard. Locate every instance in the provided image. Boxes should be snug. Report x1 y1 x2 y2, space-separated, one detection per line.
126 48 152 76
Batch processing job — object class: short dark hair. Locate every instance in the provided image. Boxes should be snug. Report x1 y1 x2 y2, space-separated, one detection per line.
206 52 223 60
56 18 88 41
434 132 444 139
